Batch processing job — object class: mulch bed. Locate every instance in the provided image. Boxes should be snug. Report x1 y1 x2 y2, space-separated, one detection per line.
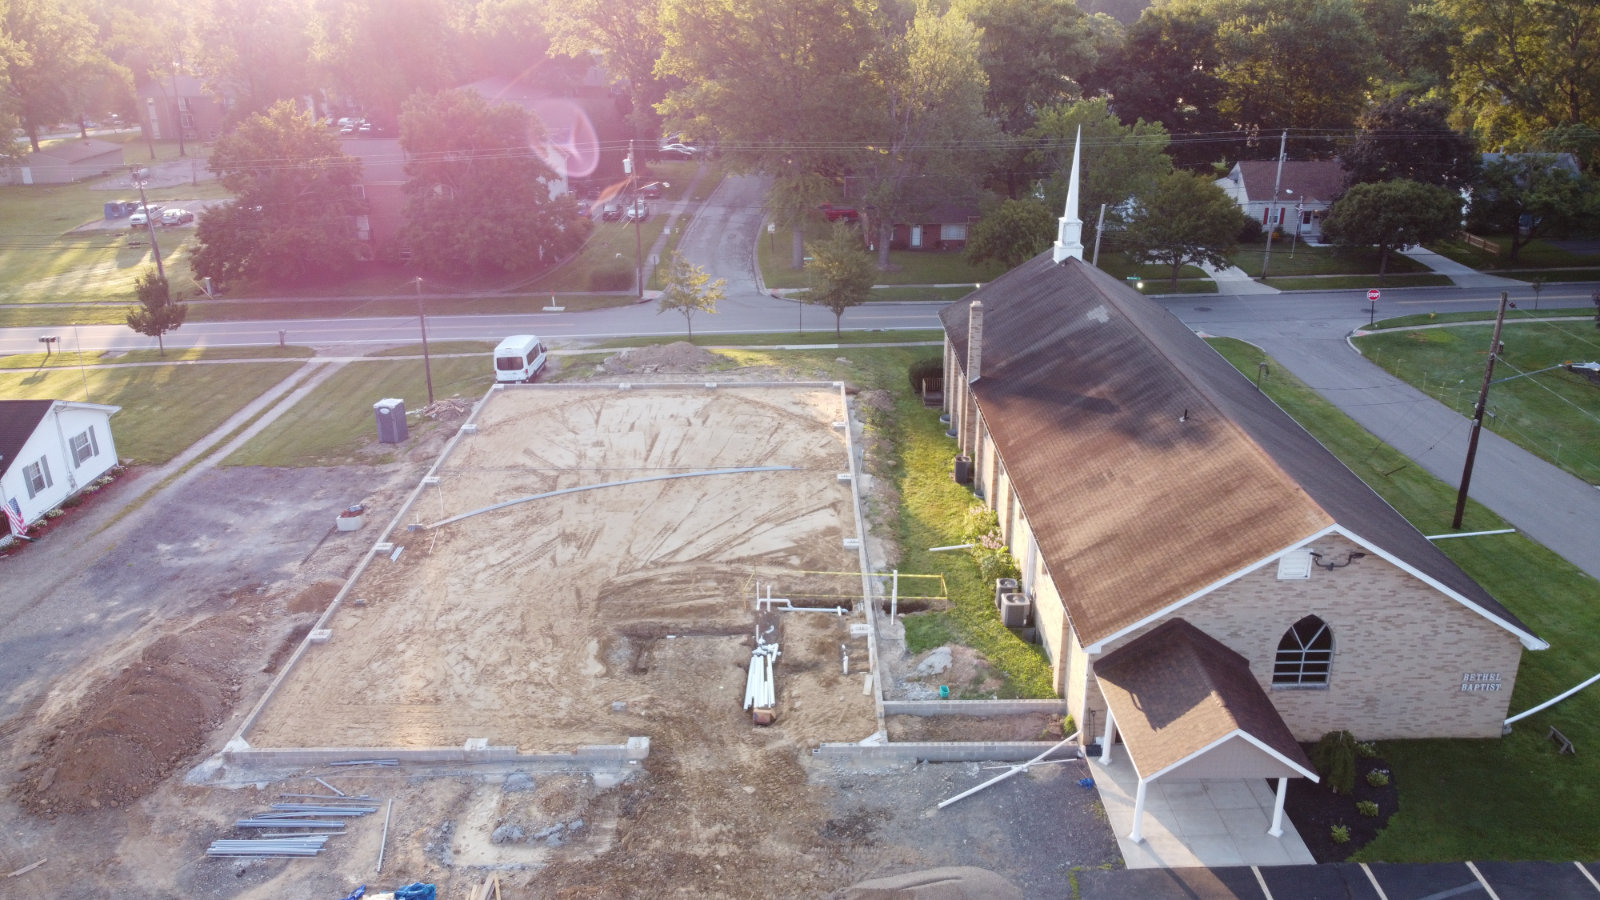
1282 743 1399 862
0 465 132 557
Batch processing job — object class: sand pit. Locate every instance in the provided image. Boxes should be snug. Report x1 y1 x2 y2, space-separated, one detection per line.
244 384 877 753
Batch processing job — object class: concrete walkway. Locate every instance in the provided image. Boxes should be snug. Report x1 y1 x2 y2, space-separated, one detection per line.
1400 246 1525 289
1202 261 1280 294
1088 746 1314 869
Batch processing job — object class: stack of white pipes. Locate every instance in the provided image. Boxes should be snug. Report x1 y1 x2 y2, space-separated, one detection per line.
743 644 780 711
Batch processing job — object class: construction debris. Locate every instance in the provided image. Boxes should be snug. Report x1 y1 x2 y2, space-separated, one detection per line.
206 836 332 858
744 642 780 725
5 858 46 878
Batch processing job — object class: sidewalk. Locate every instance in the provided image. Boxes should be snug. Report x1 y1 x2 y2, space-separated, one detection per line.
1400 247 1525 288
1201 261 1280 294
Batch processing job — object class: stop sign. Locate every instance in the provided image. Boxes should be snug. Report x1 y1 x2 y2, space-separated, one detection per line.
1367 288 1381 302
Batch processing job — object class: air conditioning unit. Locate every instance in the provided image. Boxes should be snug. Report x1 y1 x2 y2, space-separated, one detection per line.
1000 592 1032 628
994 578 1019 610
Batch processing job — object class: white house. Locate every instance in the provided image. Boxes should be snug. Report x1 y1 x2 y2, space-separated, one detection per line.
1215 159 1347 242
0 400 121 537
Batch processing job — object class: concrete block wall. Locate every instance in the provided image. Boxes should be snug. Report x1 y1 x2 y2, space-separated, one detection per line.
814 740 1076 764
1089 534 1524 741
222 739 649 770
883 699 1069 717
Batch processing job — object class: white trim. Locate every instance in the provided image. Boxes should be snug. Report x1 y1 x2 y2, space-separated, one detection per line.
1361 863 1391 900
1087 527 1337 653
1252 865 1274 899
1466 861 1502 900
1571 861 1600 895
1143 729 1319 783
1333 525 1548 651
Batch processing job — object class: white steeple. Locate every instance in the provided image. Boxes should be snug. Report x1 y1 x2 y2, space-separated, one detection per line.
1053 126 1084 263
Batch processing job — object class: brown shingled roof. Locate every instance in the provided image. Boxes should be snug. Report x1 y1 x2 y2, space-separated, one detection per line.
940 255 1539 650
1233 159 1348 204
1094 618 1314 778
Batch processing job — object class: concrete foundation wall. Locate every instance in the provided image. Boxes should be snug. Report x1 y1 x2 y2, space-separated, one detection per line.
883 699 1069 717
222 737 649 770
814 740 1077 763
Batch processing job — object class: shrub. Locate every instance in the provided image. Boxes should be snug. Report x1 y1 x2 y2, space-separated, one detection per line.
972 531 1020 582
1331 824 1351 844
961 504 1000 543
1237 218 1264 244
1063 714 1076 736
61 495 84 509
1366 769 1390 787
1355 741 1380 759
1312 730 1359 795
907 356 943 394
1356 800 1380 818
589 261 634 292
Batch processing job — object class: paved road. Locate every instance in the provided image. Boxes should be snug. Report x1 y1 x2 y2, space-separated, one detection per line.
1157 286 1600 583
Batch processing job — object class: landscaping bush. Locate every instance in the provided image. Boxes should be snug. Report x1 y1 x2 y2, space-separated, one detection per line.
1331 824 1351 844
1238 218 1264 244
907 356 942 394
589 261 634 292
1356 801 1380 818
1366 768 1390 787
1312 730 1359 795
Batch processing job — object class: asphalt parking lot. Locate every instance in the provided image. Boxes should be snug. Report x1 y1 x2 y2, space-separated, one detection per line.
1077 860 1600 900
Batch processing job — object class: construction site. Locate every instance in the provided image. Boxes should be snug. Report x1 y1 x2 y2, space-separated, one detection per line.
2 371 1117 898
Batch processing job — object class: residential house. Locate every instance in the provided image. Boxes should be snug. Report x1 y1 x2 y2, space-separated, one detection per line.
2 139 125 186
1215 159 1346 242
0 400 121 539
863 201 981 251
339 137 407 258
939 143 1543 842
137 74 228 144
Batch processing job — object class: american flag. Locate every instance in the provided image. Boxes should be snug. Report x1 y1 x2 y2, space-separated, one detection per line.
4 498 25 536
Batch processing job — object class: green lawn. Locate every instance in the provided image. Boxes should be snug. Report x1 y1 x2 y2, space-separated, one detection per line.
1210 337 1600 862
223 357 492 466
0 345 312 369
1354 324 1600 483
592 329 945 349
1375 307 1593 329
1226 243 1433 279
758 219 1005 289
1431 235 1600 272
0 360 305 464
366 341 496 357
1269 274 1454 291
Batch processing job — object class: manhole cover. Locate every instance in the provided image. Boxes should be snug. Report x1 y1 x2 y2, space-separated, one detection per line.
1194 306 1212 312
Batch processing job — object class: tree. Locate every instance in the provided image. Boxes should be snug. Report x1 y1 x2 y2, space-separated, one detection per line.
1342 97 1479 191
1121 171 1250 290
1322 179 1464 274
856 1 998 268
398 89 589 279
952 0 1098 135
657 0 878 262
1086 2 1226 168
1354 0 1458 97
1027 99 1173 253
1465 156 1596 262
545 0 665 137
1 0 124 150
806 223 874 337
1441 0 1600 151
656 252 725 337
965 198 1053 269
193 0 314 119
312 0 462 129
194 100 365 287
125 269 186 355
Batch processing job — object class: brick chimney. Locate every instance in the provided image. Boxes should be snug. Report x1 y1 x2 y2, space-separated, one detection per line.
967 300 984 383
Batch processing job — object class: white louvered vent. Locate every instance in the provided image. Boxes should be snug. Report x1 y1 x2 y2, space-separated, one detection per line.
1277 549 1313 580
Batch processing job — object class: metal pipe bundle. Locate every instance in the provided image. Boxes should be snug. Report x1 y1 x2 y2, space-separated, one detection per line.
206 835 332 858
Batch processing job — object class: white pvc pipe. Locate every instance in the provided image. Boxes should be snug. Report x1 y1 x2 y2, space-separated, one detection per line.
1505 670 1600 725
890 569 899 619
1424 528 1517 541
937 732 1079 810
928 543 975 552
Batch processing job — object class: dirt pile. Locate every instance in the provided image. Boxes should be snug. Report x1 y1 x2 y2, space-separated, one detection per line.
602 342 720 374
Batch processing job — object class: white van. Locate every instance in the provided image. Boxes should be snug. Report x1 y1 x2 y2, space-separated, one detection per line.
493 334 548 383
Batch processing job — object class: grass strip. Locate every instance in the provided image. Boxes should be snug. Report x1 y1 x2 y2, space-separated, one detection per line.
1374 307 1593 329
1210 336 1600 862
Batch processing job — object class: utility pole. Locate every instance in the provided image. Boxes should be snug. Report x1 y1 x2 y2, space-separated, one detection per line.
131 166 165 281
1260 130 1287 281
415 277 435 406
1451 291 1510 529
628 140 643 299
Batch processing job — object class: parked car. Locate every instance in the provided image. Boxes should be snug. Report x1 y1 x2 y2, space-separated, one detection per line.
639 182 664 199
127 205 163 227
625 200 650 222
160 208 194 226
819 203 859 222
660 143 698 158
601 201 622 221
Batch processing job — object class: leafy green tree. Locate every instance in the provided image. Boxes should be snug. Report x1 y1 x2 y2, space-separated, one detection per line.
1465 156 1596 262
1121 171 1249 290
398 89 589 279
125 269 186 356
965 198 1053 269
312 0 461 128
657 0 878 261
656 252 725 337
1441 0 1600 151
1342 97 1479 191
193 0 314 119
952 0 1099 134
856 0 997 268
806 223 875 337
1355 0 1458 97
1322 179 1464 274
1211 0 1379 139
768 173 835 269
1 0 125 150
1085 2 1225 168
194 100 365 287
545 0 665 136
1026 99 1173 252
1539 122 1600 174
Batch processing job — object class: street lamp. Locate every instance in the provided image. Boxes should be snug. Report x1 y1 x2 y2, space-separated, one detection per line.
130 167 165 281
415 277 434 406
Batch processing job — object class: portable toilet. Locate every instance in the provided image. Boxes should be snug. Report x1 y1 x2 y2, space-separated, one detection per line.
374 398 408 443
